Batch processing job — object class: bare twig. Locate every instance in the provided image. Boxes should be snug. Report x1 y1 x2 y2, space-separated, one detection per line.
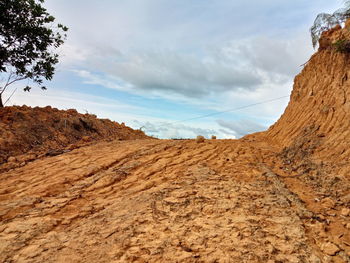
300 57 312 67
3 87 17 106
0 76 27 95
4 76 26 90
0 71 13 94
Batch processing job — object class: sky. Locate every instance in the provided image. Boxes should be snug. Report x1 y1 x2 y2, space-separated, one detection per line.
4 0 343 138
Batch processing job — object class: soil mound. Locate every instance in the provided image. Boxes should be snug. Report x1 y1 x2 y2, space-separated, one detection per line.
0 105 150 165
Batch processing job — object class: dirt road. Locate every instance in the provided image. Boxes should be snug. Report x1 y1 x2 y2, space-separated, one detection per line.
1 138 348 262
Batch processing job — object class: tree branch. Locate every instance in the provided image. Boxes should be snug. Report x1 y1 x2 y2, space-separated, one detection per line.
0 71 13 95
3 87 17 106
0 76 27 95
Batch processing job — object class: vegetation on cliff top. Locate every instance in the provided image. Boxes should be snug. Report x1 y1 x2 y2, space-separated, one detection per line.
311 1 350 48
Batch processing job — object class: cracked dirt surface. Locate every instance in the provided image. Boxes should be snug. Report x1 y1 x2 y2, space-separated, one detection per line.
1 138 349 262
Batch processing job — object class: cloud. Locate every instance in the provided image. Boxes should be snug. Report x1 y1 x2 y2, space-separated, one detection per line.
218 128 236 136
132 120 235 139
74 49 263 97
46 0 328 101
69 39 298 101
133 120 216 138
46 0 339 52
66 28 314 104
217 119 267 138
236 35 313 79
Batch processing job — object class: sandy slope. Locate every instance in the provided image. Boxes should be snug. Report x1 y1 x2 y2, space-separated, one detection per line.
0 138 349 262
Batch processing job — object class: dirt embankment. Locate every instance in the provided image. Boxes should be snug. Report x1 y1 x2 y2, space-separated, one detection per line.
262 23 350 262
1 24 350 262
267 23 350 168
0 105 150 168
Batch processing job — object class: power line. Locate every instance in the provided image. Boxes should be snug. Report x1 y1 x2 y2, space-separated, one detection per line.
167 95 290 125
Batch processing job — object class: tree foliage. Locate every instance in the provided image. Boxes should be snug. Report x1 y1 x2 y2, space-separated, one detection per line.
0 0 68 107
310 1 350 48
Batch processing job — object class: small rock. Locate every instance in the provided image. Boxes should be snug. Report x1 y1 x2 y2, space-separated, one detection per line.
341 208 350 217
321 197 336 209
211 135 217 140
196 135 205 143
309 254 321 263
61 218 71 225
266 244 275 254
82 136 91 142
202 205 214 214
321 242 340 256
318 214 325 221
86 239 98 246
27 153 37 160
326 211 336 216
313 223 327 237
67 144 78 150
346 223 350 229
7 156 16 163
46 149 65 157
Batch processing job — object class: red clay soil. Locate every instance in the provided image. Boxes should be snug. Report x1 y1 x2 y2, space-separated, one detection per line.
0 105 150 167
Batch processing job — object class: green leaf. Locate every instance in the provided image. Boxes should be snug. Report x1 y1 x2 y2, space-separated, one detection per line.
0 0 68 106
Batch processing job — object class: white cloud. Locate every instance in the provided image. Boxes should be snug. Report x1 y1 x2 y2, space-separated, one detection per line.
133 120 235 139
236 34 313 79
57 44 90 68
45 0 328 103
62 28 313 109
217 119 267 138
76 50 263 97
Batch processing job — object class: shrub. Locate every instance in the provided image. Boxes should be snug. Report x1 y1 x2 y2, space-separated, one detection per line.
332 39 350 53
310 1 350 48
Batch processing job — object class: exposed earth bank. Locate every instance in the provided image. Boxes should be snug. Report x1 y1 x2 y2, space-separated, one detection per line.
0 105 149 170
1 25 350 262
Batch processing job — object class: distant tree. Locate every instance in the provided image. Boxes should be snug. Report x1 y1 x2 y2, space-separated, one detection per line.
0 0 68 107
310 1 350 48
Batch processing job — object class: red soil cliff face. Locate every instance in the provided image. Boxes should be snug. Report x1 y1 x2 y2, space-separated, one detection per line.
266 23 350 175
